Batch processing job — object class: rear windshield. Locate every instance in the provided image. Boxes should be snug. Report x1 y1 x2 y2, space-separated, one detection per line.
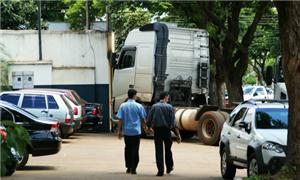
60 95 72 111
1 102 38 119
255 108 288 129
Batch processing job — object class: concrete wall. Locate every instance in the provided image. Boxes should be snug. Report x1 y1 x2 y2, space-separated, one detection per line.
0 30 110 132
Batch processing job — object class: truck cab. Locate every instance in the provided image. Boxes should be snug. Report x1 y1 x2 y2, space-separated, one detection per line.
112 23 210 112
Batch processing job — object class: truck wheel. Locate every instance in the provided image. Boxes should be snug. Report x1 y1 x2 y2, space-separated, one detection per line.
221 148 236 179
179 131 194 139
16 149 29 169
197 111 225 145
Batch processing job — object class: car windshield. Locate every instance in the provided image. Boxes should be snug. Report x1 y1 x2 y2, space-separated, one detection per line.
243 87 254 95
1 102 38 119
255 108 288 129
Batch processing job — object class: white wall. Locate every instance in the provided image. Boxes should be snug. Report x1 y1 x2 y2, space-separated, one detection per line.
0 30 109 86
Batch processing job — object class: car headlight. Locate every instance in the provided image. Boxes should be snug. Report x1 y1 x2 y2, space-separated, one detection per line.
262 142 284 153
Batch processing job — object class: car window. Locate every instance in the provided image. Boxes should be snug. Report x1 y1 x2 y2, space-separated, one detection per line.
47 95 59 109
256 88 265 95
0 107 14 122
232 107 248 128
0 93 21 105
22 94 46 109
255 108 288 129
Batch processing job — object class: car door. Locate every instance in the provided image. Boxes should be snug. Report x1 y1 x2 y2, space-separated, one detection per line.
229 107 248 159
112 48 136 111
21 94 48 117
234 108 255 160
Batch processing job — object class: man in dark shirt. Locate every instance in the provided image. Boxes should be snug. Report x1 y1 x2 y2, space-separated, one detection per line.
147 92 181 176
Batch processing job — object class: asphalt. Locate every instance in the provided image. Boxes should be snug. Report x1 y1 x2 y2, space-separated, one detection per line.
3 133 246 180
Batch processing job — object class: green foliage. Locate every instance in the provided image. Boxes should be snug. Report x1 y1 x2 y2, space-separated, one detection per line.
1 121 31 176
243 66 257 85
64 0 105 30
110 5 153 50
0 0 37 30
0 44 11 91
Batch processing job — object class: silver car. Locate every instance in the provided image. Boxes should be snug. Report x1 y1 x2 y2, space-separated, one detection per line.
0 91 75 138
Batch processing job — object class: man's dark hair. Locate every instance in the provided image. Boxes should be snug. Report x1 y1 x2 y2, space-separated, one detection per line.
159 91 169 100
128 89 137 99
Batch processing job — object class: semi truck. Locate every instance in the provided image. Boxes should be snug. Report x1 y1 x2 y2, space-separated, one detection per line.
111 23 229 146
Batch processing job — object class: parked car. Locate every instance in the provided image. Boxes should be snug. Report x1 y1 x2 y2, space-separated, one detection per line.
82 103 103 128
219 99 288 178
0 91 75 138
0 100 62 168
19 89 83 131
243 86 274 101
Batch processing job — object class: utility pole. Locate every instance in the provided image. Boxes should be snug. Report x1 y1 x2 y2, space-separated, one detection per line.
86 0 89 30
38 0 42 60
0 0 2 29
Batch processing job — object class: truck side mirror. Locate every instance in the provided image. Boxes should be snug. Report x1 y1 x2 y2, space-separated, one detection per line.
265 66 273 86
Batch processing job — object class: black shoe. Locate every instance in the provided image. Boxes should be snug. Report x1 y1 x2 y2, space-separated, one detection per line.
166 167 173 174
131 169 137 174
156 171 164 176
126 168 131 174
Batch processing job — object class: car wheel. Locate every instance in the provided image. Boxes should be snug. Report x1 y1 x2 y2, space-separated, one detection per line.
220 149 236 179
247 153 259 177
16 149 29 169
197 111 225 145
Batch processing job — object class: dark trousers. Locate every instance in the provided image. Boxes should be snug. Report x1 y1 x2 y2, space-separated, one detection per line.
124 135 140 171
154 127 174 172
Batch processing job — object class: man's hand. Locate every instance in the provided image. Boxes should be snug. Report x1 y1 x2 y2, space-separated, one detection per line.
176 136 182 144
117 131 122 140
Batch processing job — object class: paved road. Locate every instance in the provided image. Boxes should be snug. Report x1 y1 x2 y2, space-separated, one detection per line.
4 133 246 180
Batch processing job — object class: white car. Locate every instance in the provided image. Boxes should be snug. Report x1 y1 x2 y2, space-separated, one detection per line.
219 100 288 178
243 86 274 101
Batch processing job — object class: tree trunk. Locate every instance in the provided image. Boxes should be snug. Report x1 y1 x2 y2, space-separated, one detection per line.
277 2 300 178
226 74 244 104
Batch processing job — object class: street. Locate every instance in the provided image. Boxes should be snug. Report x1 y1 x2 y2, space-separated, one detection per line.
3 133 246 180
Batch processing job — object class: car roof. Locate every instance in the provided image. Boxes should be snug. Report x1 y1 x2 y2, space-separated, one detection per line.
240 100 288 109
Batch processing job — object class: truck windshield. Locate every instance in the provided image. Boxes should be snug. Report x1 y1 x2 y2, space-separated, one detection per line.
255 108 288 129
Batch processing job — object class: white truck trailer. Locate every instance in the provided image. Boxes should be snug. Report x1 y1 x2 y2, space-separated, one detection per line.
111 23 229 145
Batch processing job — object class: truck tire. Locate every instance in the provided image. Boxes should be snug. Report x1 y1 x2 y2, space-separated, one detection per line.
197 111 225 146
179 130 195 139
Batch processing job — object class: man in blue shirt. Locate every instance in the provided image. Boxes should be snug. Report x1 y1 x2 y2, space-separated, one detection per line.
117 89 147 175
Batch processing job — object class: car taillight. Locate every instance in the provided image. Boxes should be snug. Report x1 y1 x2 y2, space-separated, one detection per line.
73 107 78 115
50 122 58 132
92 108 97 115
65 115 71 124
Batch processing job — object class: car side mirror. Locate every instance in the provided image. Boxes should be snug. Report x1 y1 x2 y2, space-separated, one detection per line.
239 121 251 133
253 92 258 96
265 66 273 86
239 121 248 129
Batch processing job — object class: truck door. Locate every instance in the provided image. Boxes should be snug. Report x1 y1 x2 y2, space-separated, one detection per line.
112 47 136 111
